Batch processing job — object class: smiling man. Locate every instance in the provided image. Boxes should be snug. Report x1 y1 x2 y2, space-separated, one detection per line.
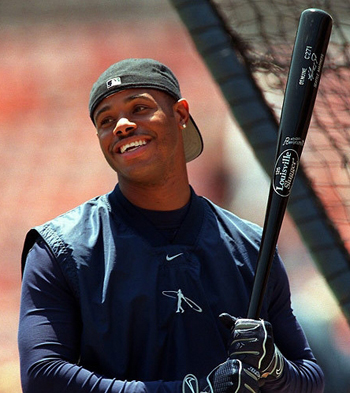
19 58 324 393
93 88 190 210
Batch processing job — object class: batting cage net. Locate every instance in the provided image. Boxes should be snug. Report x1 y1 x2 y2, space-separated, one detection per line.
170 0 350 324
211 0 350 248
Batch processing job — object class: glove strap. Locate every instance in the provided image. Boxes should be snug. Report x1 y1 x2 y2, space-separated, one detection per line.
261 346 284 379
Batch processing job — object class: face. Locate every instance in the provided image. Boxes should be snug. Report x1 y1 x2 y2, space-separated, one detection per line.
93 88 189 186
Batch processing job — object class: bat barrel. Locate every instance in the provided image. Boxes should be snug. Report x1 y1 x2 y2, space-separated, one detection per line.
278 8 332 151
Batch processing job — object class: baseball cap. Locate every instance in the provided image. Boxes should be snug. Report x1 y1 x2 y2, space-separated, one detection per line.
89 58 203 162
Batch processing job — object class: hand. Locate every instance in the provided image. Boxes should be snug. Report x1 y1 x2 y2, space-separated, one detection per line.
213 359 260 393
219 314 284 380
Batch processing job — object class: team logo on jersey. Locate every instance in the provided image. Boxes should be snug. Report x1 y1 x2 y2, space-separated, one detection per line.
162 289 202 313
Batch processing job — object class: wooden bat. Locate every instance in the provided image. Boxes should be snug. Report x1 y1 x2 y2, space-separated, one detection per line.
247 8 333 319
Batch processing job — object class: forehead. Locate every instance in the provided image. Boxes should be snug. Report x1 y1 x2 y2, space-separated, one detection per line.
93 88 175 121
98 88 176 109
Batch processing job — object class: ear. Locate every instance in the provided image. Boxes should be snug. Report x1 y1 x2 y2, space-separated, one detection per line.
174 98 190 128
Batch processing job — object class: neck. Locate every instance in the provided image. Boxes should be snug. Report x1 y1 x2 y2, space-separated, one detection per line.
118 177 191 211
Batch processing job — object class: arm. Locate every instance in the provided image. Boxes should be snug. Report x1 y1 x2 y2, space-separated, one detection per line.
262 255 325 392
18 240 182 393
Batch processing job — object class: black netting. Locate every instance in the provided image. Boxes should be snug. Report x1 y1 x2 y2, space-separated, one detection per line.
211 0 350 251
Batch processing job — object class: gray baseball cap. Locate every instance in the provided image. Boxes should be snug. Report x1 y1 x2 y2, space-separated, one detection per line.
89 58 203 162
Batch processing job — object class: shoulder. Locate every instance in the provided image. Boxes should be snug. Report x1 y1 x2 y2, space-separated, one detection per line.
39 193 111 243
200 196 287 299
21 192 112 271
52 193 110 227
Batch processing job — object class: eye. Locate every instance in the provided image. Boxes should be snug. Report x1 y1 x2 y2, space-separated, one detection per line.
100 116 116 127
133 104 148 113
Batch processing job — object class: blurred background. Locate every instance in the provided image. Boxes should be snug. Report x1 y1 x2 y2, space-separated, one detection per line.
1 1 349 392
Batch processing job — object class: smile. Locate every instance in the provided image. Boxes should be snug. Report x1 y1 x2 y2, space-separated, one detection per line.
120 140 148 154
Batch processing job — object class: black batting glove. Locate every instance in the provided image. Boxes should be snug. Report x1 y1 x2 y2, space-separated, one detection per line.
213 359 260 393
219 313 284 380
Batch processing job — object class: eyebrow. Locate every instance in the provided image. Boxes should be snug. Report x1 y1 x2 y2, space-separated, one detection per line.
94 93 154 123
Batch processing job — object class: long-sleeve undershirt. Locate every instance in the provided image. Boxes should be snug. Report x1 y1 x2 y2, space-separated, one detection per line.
19 241 324 393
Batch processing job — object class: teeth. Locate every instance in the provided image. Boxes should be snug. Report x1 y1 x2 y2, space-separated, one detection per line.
120 140 147 154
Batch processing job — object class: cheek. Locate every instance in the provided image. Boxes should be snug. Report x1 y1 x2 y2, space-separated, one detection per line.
162 125 183 154
97 135 115 164
157 114 180 142
98 134 111 153
98 138 119 171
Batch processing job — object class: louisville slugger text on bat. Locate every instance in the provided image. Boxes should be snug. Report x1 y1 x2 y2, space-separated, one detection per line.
247 8 333 319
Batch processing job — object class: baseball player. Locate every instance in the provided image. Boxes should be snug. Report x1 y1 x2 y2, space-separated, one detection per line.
18 58 324 393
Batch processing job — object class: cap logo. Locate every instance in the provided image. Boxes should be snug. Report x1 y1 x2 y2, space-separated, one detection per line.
106 77 122 88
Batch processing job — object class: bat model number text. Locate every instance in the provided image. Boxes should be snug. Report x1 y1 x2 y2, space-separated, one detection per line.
299 46 319 86
304 45 313 60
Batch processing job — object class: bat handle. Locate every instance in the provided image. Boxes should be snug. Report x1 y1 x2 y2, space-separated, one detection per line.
246 196 284 320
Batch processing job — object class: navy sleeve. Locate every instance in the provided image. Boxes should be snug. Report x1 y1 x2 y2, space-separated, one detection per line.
18 240 182 393
261 255 325 392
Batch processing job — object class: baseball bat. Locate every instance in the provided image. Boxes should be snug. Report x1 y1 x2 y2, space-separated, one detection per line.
247 8 332 319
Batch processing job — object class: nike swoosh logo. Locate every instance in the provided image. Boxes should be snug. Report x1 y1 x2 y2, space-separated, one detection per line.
166 253 183 261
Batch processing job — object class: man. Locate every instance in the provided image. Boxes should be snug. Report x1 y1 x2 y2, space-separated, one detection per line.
18 58 324 393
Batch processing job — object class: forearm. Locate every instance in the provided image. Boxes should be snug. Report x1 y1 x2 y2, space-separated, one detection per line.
23 359 138 393
261 358 324 393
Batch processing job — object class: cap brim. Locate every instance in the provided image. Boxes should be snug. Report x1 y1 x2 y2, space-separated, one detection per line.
183 115 203 162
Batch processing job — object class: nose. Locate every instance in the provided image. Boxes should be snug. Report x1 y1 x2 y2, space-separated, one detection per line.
113 117 137 136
